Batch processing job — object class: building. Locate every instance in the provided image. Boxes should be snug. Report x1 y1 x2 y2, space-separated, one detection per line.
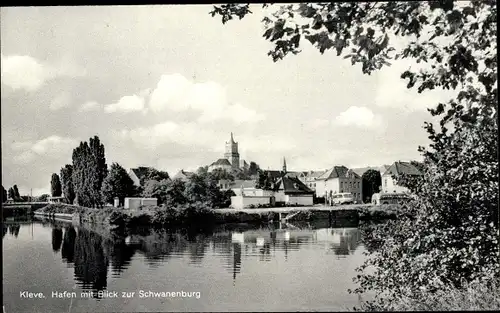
381 161 423 194
128 167 155 187
351 165 391 178
315 166 363 203
124 197 158 210
172 170 195 182
225 132 240 169
230 180 273 209
229 176 314 209
218 179 233 190
208 133 249 173
230 180 258 195
208 158 233 172
273 176 314 206
48 196 66 204
298 170 327 191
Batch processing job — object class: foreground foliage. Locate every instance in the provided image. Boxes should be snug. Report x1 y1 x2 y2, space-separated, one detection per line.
357 277 500 311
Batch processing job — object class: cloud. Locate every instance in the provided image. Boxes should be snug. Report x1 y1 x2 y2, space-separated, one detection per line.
12 135 78 164
374 59 458 112
112 121 296 158
148 74 264 123
79 101 100 112
1 54 85 92
303 118 330 130
112 121 221 150
105 94 147 113
335 106 384 129
50 92 72 110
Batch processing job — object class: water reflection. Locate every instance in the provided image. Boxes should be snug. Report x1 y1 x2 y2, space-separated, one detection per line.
73 228 109 294
8 224 20 237
51 227 63 252
61 226 76 263
11 218 363 293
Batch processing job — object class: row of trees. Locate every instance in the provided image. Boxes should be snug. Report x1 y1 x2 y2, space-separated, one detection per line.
49 136 108 208
210 1 498 310
142 169 234 209
49 135 235 209
2 184 21 202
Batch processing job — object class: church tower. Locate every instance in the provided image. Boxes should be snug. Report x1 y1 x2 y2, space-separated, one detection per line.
283 157 287 173
224 132 240 169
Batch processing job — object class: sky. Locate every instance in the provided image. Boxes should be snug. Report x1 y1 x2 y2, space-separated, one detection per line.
1 5 457 196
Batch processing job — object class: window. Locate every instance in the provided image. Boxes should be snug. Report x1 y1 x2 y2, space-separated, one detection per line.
349 182 352 189
384 179 387 186
357 182 360 188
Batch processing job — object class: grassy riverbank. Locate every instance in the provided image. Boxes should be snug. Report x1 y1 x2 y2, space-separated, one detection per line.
35 203 403 230
358 278 500 311
36 203 217 229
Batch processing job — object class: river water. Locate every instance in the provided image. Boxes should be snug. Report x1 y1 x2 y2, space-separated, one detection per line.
3 218 371 312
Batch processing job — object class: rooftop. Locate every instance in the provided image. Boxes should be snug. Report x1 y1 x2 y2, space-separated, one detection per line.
210 158 232 166
317 166 361 180
383 161 423 176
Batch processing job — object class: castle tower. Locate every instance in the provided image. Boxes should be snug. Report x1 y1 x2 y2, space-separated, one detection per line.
224 132 240 169
283 157 287 173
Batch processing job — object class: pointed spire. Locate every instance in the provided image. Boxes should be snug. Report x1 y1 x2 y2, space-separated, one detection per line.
283 156 287 173
230 132 235 143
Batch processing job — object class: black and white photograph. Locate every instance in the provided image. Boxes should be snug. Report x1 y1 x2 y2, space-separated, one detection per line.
1 2 498 312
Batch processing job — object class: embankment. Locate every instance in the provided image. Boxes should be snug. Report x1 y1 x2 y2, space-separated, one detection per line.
35 203 403 230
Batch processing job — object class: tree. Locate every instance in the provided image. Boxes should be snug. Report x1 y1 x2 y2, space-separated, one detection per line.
211 1 498 309
37 194 50 202
209 168 234 181
51 173 62 197
196 166 208 176
248 161 260 176
72 136 108 208
2 186 6 203
362 169 382 203
184 174 208 204
12 185 20 201
144 168 170 182
60 164 76 204
8 187 15 201
164 179 188 206
101 163 137 206
255 169 275 190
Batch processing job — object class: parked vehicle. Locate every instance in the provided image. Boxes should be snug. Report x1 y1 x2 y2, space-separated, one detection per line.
372 192 412 205
331 192 354 205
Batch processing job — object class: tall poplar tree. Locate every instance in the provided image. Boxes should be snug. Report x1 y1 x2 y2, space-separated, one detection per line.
60 164 76 204
51 173 62 197
12 185 20 201
72 136 108 208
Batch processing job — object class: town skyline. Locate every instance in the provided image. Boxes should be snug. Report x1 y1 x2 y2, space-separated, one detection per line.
1 5 450 196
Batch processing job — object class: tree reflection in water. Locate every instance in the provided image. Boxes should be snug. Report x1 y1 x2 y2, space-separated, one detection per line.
73 228 109 297
61 227 76 263
47 219 364 291
8 225 20 237
51 228 63 252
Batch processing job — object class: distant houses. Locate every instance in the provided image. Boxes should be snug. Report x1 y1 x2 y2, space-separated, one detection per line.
298 170 327 191
229 175 314 209
274 176 314 206
381 161 423 194
123 133 422 209
315 166 363 203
